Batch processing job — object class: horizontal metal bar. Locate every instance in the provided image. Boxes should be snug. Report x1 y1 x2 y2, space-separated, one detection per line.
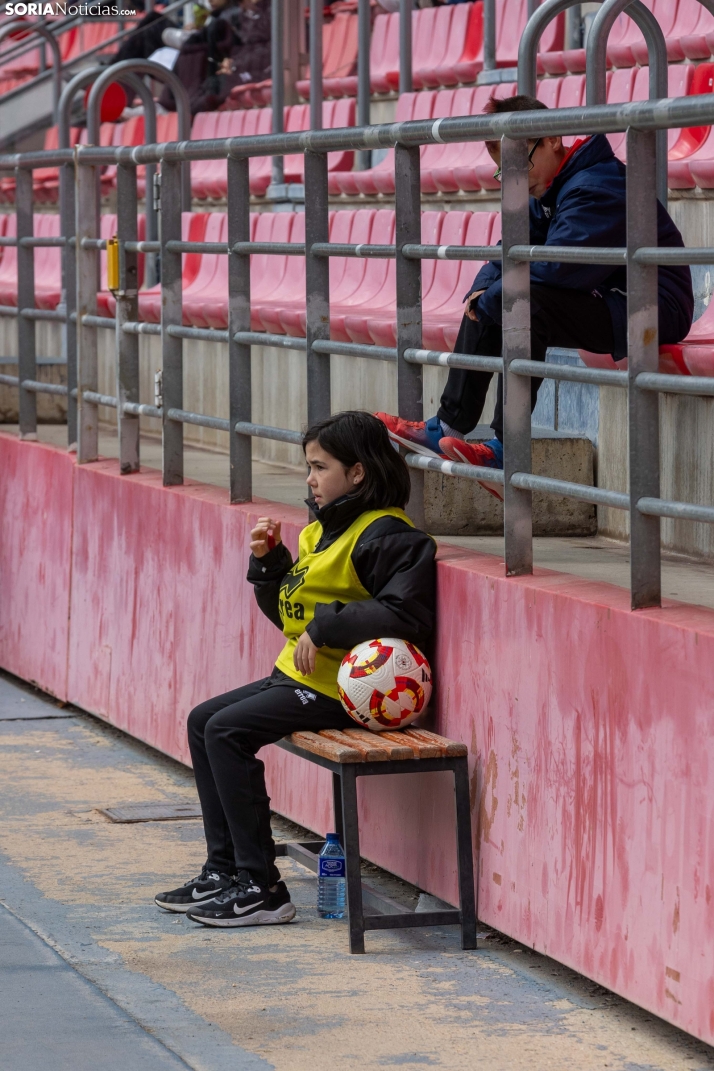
363 910 461 931
122 321 162 336
0 305 18 316
20 379 68 397
166 241 229 255
167 407 230 432
83 390 117 407
125 241 161 254
405 452 506 485
80 238 107 251
404 348 503 373
312 339 397 362
312 243 395 259
637 497 714 524
508 244 626 265
232 242 305 256
123 401 163 419
510 359 628 387
18 236 67 249
510 472 630 510
82 315 116 330
45 96 714 169
635 371 714 396
0 373 19 387
233 331 308 351
166 325 229 344
0 357 67 365
634 247 714 266
402 244 501 261
20 307 67 323
0 237 17 247
235 420 303 445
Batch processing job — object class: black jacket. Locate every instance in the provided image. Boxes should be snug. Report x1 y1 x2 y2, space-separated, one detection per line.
470 135 694 361
247 496 436 652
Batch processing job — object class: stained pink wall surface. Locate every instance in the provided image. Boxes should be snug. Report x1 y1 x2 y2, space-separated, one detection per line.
2 432 714 1044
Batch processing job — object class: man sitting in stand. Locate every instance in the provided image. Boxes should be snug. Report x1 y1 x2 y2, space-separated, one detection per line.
376 95 694 498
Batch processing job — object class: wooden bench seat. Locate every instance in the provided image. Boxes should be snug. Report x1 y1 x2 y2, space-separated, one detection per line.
275 726 477 954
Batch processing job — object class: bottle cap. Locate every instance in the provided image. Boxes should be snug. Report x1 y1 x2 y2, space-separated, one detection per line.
326 833 341 842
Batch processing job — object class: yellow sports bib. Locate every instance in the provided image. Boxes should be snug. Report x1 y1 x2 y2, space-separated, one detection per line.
274 508 414 700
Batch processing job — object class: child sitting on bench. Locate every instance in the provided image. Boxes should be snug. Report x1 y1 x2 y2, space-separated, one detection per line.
155 411 436 926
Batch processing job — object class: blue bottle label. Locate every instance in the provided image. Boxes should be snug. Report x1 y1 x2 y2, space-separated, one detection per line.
318 857 346 878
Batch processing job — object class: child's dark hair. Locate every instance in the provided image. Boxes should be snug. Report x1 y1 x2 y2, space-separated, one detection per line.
302 411 412 511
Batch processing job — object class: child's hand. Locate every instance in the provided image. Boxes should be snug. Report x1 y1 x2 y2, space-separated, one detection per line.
293 632 318 676
250 517 282 558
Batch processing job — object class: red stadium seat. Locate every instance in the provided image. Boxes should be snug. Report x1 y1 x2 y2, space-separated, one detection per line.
436 2 481 87
668 64 714 188
180 213 228 328
420 2 473 89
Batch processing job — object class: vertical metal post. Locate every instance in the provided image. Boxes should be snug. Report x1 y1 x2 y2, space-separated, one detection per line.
75 156 99 463
399 0 413 94
309 0 323 132
566 4 582 49
271 0 285 188
340 766 365 954
332 772 344 845
627 127 661 609
15 168 36 439
453 759 478 951
227 155 253 503
60 147 77 449
160 160 184 486
115 163 140 474
483 0 497 72
527 0 540 16
501 136 533 577
357 0 371 171
304 150 331 427
395 143 425 528
284 0 303 106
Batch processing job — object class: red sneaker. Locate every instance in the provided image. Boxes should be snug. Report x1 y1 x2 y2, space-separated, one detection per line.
439 437 505 502
374 412 446 457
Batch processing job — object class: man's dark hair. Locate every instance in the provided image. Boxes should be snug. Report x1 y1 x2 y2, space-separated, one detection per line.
302 411 412 511
484 94 548 115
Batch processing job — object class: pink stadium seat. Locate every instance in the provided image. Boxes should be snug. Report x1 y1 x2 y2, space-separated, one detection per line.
579 347 689 375
295 12 358 98
442 212 501 352
421 2 473 89
668 64 714 187
194 110 247 201
248 107 278 197
329 209 395 341
96 214 146 317
451 82 519 192
602 67 638 159
424 85 490 194
615 64 695 163
258 214 307 334
180 214 228 328
330 92 417 196
190 112 222 200
609 0 678 68
80 20 121 56
343 212 442 346
370 12 400 95
280 211 354 336
421 211 495 353
136 113 178 199
247 212 298 331
0 213 17 306
436 1 479 85
33 213 62 310
130 213 211 322
680 0 714 60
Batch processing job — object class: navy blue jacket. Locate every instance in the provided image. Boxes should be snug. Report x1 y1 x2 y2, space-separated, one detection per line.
470 135 694 360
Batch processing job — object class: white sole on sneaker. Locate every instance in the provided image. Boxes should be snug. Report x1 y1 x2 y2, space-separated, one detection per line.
155 897 221 914
385 429 443 458
188 902 297 928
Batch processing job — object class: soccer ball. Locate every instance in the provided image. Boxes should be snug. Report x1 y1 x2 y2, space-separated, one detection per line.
337 638 432 733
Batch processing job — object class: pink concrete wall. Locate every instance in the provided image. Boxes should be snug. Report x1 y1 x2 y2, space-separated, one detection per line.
2 432 714 1044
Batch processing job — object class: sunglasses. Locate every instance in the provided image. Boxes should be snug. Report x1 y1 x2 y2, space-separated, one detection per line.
492 139 541 182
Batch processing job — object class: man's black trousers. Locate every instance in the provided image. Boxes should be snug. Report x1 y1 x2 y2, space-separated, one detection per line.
187 669 354 887
437 284 615 440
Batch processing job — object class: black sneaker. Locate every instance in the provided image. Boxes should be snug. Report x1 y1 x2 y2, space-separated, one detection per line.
186 874 296 927
155 866 235 913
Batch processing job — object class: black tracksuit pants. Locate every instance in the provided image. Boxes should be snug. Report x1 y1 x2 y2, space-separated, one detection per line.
187 668 354 887
437 284 615 440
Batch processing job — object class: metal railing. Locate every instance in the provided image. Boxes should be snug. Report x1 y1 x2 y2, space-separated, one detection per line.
3 6 714 611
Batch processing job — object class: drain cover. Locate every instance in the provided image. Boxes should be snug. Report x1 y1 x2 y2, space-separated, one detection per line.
99 802 202 823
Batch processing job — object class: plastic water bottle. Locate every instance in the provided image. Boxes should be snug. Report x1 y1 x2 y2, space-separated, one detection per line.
317 833 346 918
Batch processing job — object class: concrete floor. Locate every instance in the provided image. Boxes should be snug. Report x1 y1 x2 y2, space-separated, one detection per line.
16 423 714 614
1 671 714 1071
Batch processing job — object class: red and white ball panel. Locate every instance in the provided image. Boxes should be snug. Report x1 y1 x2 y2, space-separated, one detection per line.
337 638 432 732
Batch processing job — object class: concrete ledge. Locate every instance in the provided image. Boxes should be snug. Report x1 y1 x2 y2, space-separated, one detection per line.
425 426 596 536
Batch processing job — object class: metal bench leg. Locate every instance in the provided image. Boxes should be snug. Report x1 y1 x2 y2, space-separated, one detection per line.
340 765 365 954
332 771 344 844
453 757 478 950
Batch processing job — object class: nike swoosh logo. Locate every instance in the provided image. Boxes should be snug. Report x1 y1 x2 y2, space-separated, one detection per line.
192 887 220 900
234 900 263 915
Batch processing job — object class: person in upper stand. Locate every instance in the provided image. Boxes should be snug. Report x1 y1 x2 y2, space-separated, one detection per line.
154 411 436 927
376 94 694 500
